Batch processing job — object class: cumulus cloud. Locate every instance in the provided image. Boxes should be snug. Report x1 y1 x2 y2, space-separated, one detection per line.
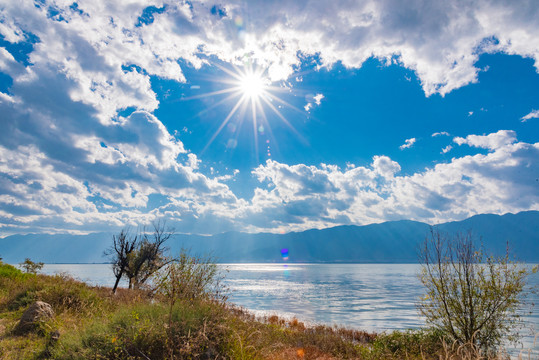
0 1 538 234
453 130 517 151
233 134 539 232
399 138 417 150
0 43 241 234
2 0 538 99
372 156 401 178
521 109 539 122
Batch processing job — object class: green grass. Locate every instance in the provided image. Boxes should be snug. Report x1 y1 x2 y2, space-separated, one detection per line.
0 261 466 359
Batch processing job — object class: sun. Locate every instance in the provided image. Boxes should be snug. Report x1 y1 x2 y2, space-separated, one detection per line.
184 62 303 158
239 72 266 99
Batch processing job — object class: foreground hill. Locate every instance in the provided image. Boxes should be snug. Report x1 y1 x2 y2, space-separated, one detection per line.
0 211 538 263
0 261 466 359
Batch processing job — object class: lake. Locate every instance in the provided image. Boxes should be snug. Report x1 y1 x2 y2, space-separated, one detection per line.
40 263 539 355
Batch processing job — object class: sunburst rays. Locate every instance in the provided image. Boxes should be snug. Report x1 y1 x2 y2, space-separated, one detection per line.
187 62 305 161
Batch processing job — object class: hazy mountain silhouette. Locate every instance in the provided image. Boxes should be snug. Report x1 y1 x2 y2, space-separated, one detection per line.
1 211 537 263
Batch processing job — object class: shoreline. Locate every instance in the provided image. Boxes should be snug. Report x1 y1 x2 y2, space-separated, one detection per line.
2 262 538 358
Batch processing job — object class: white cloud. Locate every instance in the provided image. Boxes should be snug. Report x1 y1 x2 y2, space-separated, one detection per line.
432 131 450 137
372 156 401 178
2 0 536 101
0 99 538 235
304 93 324 112
0 54 242 234
183 0 539 96
0 92 18 103
0 47 25 78
399 138 417 150
0 47 16 70
0 1 538 234
441 145 453 154
235 134 539 232
521 109 539 122
314 93 324 105
453 130 517 151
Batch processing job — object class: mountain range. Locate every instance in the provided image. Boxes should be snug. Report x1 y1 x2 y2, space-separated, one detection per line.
1 211 538 263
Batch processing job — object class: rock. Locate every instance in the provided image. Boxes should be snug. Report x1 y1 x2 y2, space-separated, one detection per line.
50 329 60 342
14 301 54 334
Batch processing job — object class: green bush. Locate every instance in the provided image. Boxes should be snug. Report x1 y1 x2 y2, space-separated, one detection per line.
370 328 445 358
418 229 538 353
20 258 44 274
153 249 227 303
0 262 26 279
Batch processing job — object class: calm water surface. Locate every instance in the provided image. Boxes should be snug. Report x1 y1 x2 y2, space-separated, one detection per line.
41 263 539 354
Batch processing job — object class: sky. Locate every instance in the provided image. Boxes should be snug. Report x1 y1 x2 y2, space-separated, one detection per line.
0 0 538 236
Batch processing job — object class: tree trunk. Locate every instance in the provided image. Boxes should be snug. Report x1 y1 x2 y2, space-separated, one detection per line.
112 269 123 294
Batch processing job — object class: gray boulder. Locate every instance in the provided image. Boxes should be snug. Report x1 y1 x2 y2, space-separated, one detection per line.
14 301 54 334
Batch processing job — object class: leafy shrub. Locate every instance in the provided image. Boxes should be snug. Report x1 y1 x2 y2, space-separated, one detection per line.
418 229 538 353
0 262 26 279
153 249 227 303
20 258 44 274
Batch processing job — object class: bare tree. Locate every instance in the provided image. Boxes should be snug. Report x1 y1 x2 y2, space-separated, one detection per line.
418 228 537 353
104 228 138 293
106 221 174 292
125 221 174 289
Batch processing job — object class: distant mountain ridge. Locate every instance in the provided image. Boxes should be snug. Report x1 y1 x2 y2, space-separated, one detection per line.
1 211 538 263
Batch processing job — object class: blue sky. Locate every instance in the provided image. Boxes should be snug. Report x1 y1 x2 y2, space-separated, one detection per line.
0 0 538 235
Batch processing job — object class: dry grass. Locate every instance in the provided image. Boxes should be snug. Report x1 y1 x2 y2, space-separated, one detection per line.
517 332 539 360
224 306 373 359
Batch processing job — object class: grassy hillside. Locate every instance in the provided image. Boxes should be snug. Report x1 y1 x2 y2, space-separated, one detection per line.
0 261 471 359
